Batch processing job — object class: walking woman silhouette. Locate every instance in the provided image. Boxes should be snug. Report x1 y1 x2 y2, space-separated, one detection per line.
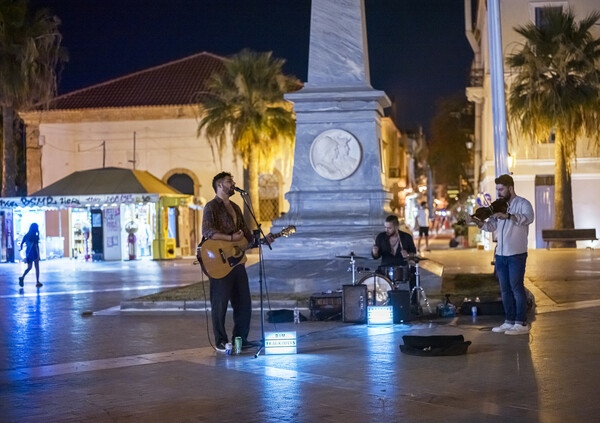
19 223 42 288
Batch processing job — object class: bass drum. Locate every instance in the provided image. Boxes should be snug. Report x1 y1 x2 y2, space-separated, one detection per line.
358 274 394 306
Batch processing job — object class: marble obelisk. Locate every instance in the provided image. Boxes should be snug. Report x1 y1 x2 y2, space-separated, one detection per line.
264 0 391 263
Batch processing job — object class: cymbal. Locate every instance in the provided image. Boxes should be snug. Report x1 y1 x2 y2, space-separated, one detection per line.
336 254 368 260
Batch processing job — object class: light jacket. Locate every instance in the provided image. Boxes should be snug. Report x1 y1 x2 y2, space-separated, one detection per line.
481 195 534 256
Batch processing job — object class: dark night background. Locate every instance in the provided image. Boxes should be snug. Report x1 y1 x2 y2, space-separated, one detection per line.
29 0 473 134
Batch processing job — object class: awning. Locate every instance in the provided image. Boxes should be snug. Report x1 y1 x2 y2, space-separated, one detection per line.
0 167 191 209
33 167 182 196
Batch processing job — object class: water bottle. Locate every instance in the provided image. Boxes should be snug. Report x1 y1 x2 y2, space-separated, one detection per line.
294 307 300 324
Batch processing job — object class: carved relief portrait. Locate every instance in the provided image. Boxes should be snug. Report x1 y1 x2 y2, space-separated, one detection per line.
309 129 362 180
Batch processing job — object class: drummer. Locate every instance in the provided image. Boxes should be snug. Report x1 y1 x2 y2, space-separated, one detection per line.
371 215 417 286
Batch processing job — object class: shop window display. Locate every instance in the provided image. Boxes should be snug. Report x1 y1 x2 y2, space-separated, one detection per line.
121 204 155 260
13 209 47 261
71 209 91 260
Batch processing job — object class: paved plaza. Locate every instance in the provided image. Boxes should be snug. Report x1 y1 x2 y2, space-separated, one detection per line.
1 243 599 422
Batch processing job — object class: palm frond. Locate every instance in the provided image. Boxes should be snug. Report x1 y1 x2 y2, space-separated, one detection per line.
196 49 296 169
507 7 600 166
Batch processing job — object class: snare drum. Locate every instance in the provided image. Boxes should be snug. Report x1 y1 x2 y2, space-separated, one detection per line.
381 265 410 283
358 274 394 306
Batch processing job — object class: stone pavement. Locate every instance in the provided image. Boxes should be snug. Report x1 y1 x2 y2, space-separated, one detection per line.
1 245 599 422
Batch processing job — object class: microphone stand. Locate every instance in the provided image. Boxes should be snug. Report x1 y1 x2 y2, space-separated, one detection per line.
237 191 271 358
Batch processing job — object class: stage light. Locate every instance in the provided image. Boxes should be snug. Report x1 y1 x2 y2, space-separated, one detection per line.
367 306 393 325
265 332 297 355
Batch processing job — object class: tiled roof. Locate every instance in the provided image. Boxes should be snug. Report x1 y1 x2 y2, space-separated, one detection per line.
46 52 226 110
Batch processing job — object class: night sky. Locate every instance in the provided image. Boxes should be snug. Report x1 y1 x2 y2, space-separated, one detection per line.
29 0 473 134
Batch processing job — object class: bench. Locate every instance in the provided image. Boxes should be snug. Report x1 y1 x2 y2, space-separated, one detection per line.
542 229 597 249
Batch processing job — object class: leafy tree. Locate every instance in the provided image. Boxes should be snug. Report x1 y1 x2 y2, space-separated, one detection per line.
197 49 297 223
0 0 66 196
428 95 474 203
507 8 600 242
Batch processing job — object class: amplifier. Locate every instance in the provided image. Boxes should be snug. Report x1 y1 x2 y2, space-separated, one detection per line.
460 299 504 315
343 285 368 323
388 290 413 323
309 292 342 321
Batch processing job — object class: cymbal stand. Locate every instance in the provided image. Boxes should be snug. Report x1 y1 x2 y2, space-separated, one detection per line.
409 258 432 315
348 254 357 285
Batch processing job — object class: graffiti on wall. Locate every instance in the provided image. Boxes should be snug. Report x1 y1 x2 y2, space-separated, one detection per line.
0 194 159 209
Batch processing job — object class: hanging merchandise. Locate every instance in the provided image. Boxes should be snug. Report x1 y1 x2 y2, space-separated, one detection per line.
125 221 138 260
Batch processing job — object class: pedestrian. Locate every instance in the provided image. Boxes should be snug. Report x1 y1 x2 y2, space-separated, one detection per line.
19 223 42 288
415 201 430 252
468 174 534 335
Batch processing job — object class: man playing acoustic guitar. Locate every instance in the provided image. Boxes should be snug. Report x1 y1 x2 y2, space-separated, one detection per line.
202 172 274 353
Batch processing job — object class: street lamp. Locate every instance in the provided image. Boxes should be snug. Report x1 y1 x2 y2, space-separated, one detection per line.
508 153 515 170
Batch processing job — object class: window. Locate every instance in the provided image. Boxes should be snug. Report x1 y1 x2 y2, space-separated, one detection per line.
258 173 280 222
167 173 194 195
529 2 568 28
539 128 556 144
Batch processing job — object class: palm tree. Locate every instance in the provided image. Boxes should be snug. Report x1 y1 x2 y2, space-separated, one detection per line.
507 8 600 244
197 49 297 223
0 0 66 196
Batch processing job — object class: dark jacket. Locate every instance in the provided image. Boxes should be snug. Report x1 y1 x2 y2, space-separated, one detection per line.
372 230 416 267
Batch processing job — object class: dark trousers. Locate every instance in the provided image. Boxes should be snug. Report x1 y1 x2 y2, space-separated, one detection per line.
209 265 251 345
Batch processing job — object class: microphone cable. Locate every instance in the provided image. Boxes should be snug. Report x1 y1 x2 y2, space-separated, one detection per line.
200 271 219 352
260 244 278 333
194 256 218 352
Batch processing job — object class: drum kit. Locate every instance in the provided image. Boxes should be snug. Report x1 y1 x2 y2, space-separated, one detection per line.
335 252 431 315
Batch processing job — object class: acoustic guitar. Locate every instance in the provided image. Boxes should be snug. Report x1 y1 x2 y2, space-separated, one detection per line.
197 225 296 279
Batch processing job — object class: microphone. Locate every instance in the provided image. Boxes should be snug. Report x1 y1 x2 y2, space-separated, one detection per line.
233 187 248 195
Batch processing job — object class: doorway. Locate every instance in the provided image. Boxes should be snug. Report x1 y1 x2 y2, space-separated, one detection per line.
535 175 554 249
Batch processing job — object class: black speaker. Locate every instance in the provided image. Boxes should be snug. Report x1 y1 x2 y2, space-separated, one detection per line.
343 285 368 323
388 290 413 323
309 292 342 321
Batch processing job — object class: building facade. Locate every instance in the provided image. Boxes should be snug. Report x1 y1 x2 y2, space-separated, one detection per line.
465 0 600 249
7 52 406 261
15 52 295 260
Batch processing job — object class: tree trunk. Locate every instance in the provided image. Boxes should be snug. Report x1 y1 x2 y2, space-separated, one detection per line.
553 138 576 247
2 105 17 197
247 147 260 227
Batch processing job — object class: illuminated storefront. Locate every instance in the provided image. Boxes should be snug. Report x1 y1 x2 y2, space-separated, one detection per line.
0 168 193 262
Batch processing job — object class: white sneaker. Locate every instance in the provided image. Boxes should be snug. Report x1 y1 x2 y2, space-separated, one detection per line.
505 323 530 335
492 322 514 333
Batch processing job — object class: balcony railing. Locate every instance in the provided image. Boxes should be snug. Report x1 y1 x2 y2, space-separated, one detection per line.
468 67 483 88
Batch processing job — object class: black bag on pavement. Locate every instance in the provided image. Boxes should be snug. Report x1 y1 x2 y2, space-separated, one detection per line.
400 335 471 356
